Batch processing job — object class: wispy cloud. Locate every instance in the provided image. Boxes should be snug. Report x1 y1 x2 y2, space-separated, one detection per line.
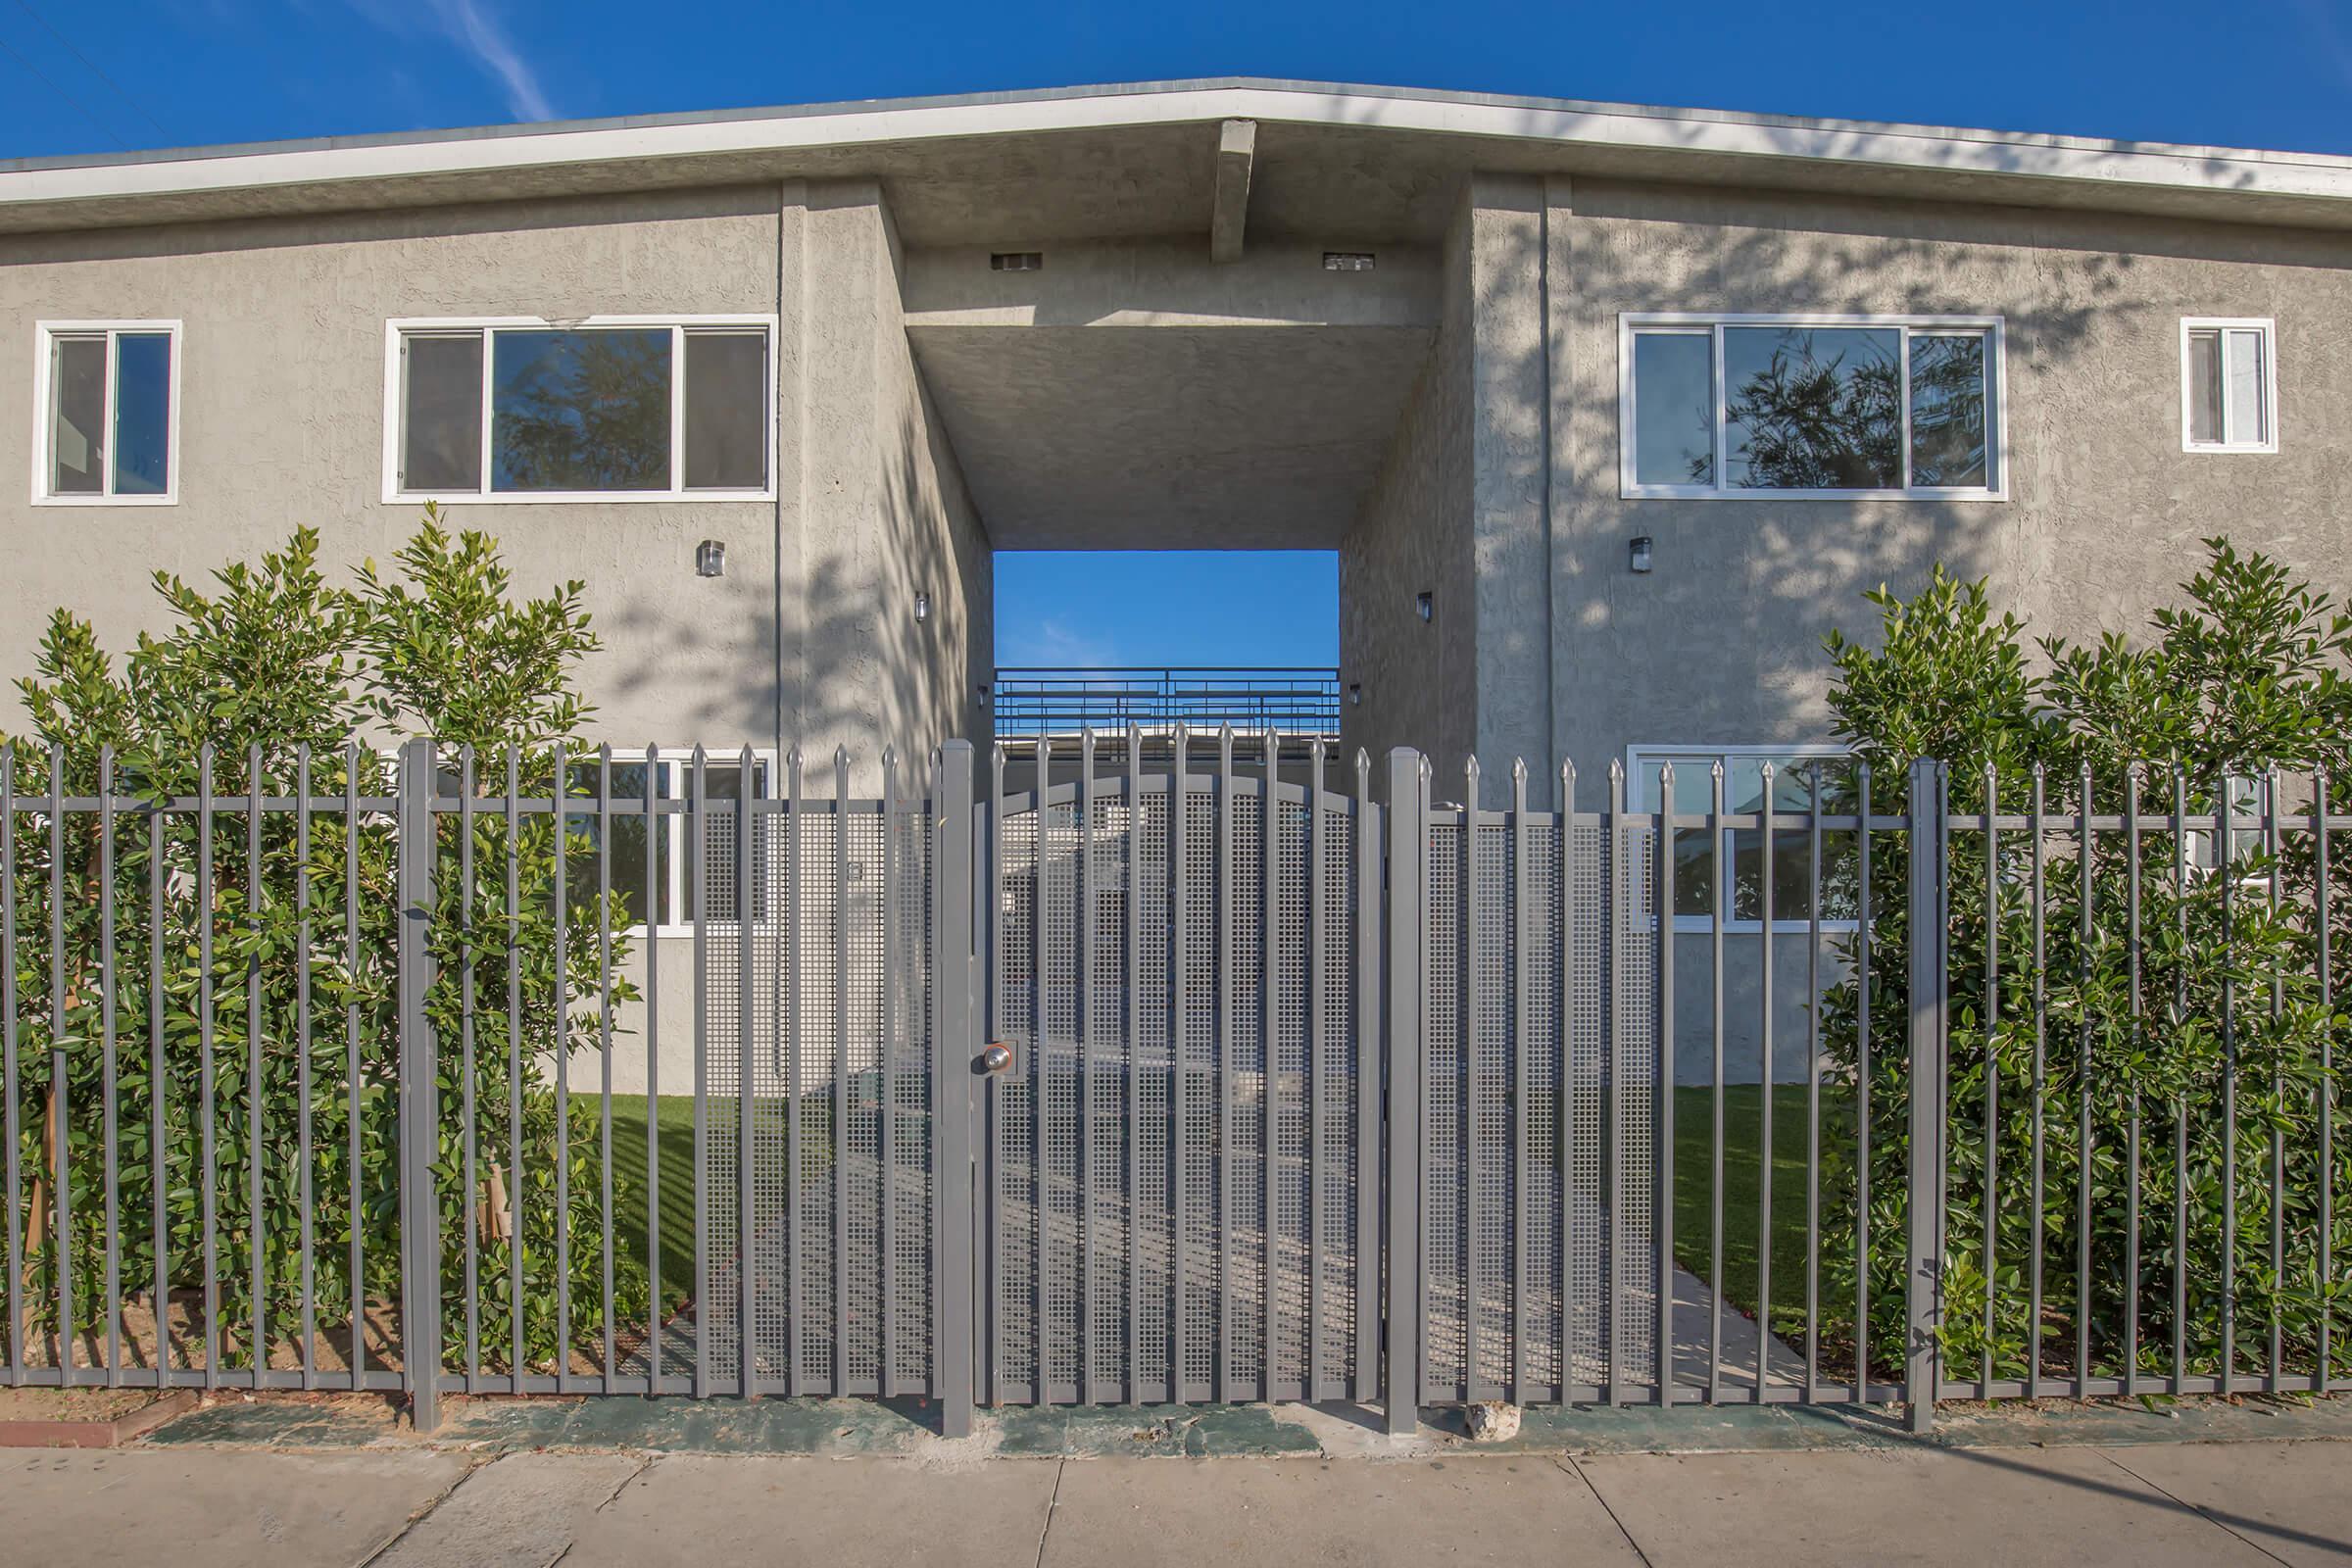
421 0 552 122
348 0 553 123
1001 618 1120 670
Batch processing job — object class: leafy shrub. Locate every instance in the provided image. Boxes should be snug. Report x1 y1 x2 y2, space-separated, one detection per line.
1819 540 2352 1384
4 517 646 1374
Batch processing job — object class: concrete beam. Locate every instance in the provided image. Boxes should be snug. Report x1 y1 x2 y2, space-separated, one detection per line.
1209 119 1255 263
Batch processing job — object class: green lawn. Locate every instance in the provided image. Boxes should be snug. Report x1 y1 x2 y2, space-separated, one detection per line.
601 1096 835 1308
1670 1085 1854 1340
605 1096 699 1300
602 1085 1852 1341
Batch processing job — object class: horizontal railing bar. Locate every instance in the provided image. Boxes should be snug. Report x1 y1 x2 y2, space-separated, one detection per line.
0 796 901 818
13 795 404 813
0 1365 409 1393
1938 1373 2350 1399
1946 811 2352 833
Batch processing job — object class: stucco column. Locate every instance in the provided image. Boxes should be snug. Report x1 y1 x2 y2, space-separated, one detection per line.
1464 173 1555 806
780 179 992 792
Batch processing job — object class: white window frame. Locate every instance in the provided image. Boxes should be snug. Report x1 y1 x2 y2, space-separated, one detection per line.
2179 318 2278 455
1618 312 2009 502
30 318 183 506
381 315 780 505
1627 742 1858 935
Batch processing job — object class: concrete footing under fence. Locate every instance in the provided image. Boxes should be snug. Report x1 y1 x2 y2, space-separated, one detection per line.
121 1384 2352 1458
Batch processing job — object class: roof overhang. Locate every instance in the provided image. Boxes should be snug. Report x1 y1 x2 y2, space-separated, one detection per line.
8 78 2352 240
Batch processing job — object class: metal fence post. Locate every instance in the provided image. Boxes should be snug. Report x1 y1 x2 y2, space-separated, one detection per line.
932 740 978 1439
1904 759 1947 1434
1383 748 1425 1436
396 738 443 1433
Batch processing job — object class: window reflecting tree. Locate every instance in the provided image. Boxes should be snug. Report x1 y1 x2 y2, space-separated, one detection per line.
1723 327 1901 490
492 329 672 492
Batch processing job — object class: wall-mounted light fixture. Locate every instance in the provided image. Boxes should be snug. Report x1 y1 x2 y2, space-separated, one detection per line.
975 682 991 706
695 539 726 578
914 590 931 623
1348 683 1362 708
1415 590 1434 623
1629 536 1653 574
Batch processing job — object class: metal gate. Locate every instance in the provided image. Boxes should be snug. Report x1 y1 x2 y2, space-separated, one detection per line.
676 742 1929 1436
18 735 2121 1438
971 732 1381 1407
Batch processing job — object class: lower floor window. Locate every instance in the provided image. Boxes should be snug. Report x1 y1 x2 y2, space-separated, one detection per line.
561 754 772 933
1630 746 1860 932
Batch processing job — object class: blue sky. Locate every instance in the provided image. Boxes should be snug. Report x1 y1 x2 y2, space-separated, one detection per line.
995 553 1338 668
12 1 2351 160
12 0 2349 666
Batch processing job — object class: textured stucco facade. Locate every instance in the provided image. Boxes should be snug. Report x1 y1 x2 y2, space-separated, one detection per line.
0 177 992 1093
0 179 990 770
9 82 2352 1087
1337 174 2352 804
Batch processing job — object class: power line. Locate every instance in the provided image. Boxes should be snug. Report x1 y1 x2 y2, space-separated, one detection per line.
0 30 123 149
11 0 169 142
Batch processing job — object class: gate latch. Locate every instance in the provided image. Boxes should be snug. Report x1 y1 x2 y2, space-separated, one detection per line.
979 1042 1015 1076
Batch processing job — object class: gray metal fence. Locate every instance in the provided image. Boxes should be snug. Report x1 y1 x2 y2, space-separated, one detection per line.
4 740 2345 1435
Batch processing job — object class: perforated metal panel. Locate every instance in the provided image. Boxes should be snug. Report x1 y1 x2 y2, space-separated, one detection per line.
1421 808 1655 1403
982 762 1372 1405
704 789 935 1396
683 749 1662 1418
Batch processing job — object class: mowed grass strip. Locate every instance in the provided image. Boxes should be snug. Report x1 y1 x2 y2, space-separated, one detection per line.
603 1096 835 1312
1671 1084 1857 1342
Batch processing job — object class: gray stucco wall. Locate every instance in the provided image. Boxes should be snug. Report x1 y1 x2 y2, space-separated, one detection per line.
1543 179 2352 777
787 182 992 787
0 178 992 1097
1353 172 2352 1076
0 179 990 773
1339 191 1475 787
0 186 791 747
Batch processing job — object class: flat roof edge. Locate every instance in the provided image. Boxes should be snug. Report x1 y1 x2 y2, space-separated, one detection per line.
5 78 2352 225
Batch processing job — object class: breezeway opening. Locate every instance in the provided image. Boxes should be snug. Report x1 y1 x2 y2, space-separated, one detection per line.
990 549 1339 787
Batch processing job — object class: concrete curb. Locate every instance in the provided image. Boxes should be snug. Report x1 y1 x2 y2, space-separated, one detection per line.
0 1389 196 1448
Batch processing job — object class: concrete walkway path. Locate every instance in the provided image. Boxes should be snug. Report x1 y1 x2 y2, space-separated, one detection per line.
9 1434 2349 1567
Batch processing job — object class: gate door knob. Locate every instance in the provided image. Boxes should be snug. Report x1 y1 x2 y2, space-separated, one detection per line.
981 1043 1015 1075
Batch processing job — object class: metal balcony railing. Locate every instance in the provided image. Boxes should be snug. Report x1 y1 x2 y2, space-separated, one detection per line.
989 666 1341 740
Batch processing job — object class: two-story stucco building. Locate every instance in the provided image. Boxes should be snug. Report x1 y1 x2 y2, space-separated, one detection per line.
6 78 2348 1080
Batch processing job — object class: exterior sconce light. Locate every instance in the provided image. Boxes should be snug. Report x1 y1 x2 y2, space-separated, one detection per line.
914 590 931 623
1415 591 1434 622
695 539 726 577
1348 683 1362 708
1629 536 1653 574
975 682 991 706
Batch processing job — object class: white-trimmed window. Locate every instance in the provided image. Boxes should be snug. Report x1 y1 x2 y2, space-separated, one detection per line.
561 752 775 935
32 319 180 505
2180 318 2277 453
384 317 777 503
1620 314 2005 500
1629 745 1860 934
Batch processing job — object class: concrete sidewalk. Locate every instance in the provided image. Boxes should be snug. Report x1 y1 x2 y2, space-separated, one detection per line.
8 1435 2349 1568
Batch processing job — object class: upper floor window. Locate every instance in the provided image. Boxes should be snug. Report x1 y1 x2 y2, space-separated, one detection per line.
33 320 178 505
384 317 775 503
1620 314 2005 500
2180 318 2277 454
